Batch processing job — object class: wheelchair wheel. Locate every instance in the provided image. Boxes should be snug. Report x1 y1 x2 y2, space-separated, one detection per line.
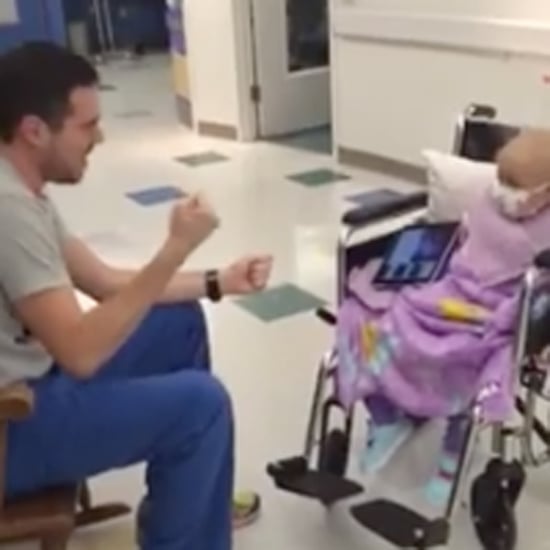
471 459 524 550
318 429 349 477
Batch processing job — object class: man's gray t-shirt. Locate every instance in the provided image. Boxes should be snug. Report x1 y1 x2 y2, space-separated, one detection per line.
0 160 70 386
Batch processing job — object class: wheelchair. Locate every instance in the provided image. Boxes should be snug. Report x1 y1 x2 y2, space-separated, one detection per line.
267 105 550 550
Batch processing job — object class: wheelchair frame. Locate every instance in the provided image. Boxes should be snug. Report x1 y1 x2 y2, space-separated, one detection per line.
267 105 550 550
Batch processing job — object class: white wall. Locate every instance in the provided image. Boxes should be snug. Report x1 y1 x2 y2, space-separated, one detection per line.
185 0 242 134
331 0 550 167
339 0 550 19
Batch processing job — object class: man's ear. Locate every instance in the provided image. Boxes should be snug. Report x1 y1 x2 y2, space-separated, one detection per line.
18 115 51 148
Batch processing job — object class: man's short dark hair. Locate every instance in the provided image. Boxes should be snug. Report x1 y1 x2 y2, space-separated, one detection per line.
0 41 99 142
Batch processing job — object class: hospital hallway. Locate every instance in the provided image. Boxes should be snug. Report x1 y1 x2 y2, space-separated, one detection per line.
8 55 550 550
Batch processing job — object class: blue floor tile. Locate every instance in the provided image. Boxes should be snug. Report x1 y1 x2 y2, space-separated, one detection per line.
127 186 186 206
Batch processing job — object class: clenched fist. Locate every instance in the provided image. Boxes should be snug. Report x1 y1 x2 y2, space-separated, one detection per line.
220 255 273 296
168 194 219 256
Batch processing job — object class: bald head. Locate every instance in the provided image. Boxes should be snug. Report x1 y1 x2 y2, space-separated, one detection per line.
497 129 550 191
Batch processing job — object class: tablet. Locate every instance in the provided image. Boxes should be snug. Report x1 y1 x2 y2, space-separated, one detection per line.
372 222 460 287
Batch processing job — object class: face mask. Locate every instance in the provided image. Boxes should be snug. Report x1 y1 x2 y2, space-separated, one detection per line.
491 179 550 219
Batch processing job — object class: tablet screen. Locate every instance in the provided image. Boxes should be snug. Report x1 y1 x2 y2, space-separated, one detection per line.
373 223 460 286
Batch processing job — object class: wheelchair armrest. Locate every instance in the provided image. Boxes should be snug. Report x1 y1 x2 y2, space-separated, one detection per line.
341 191 428 228
0 383 34 421
535 249 550 270
316 306 336 326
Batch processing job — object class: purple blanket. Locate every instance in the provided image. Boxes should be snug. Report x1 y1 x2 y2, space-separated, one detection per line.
337 189 550 421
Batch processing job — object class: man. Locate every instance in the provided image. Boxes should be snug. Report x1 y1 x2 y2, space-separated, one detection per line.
0 42 272 549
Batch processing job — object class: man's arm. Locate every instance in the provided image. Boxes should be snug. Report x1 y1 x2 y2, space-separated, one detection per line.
12 196 218 379
64 235 273 303
17 240 192 378
63 236 210 303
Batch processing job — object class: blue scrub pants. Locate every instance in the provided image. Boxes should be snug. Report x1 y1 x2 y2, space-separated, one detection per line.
5 302 233 550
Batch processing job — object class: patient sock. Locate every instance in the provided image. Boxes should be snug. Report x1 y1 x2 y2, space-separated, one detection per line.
361 395 415 473
361 417 414 473
424 451 459 507
424 414 469 507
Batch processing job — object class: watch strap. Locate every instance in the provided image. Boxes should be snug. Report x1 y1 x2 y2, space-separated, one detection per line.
205 270 222 302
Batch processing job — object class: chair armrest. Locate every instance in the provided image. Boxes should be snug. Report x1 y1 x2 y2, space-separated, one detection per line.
341 191 428 228
0 383 34 421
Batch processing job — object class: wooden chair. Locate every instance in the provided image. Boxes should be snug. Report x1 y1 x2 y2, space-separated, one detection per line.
0 383 132 549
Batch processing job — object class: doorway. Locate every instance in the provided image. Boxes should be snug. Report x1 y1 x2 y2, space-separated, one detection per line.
247 0 331 154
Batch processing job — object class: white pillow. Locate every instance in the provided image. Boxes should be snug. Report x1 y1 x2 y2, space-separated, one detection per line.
421 149 499 222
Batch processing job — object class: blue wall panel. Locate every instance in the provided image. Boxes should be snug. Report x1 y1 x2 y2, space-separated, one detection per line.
0 0 66 53
43 0 68 45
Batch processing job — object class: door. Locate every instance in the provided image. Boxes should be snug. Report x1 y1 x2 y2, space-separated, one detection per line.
107 0 169 51
0 0 64 53
250 0 330 137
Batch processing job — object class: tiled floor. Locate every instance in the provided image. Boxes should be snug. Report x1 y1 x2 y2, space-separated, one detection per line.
9 55 550 550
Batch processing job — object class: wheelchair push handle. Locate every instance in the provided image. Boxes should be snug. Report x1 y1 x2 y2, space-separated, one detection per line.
465 104 497 120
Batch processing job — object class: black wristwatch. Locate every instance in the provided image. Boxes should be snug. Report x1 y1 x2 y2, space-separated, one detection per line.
205 270 222 302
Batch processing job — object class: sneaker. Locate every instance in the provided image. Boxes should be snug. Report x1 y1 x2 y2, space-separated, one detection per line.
232 491 261 529
361 418 414 473
137 490 262 544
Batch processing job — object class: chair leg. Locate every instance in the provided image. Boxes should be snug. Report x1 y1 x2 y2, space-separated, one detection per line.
41 533 70 550
78 481 92 511
76 480 132 528
76 501 133 527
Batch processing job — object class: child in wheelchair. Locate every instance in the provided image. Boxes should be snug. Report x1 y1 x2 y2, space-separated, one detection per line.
337 129 550 506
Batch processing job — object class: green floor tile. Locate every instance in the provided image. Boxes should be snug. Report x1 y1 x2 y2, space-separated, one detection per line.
287 168 350 187
235 283 325 322
116 109 153 119
175 151 228 167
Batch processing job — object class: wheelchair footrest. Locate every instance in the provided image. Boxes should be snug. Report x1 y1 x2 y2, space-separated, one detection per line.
266 456 363 505
351 499 450 548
